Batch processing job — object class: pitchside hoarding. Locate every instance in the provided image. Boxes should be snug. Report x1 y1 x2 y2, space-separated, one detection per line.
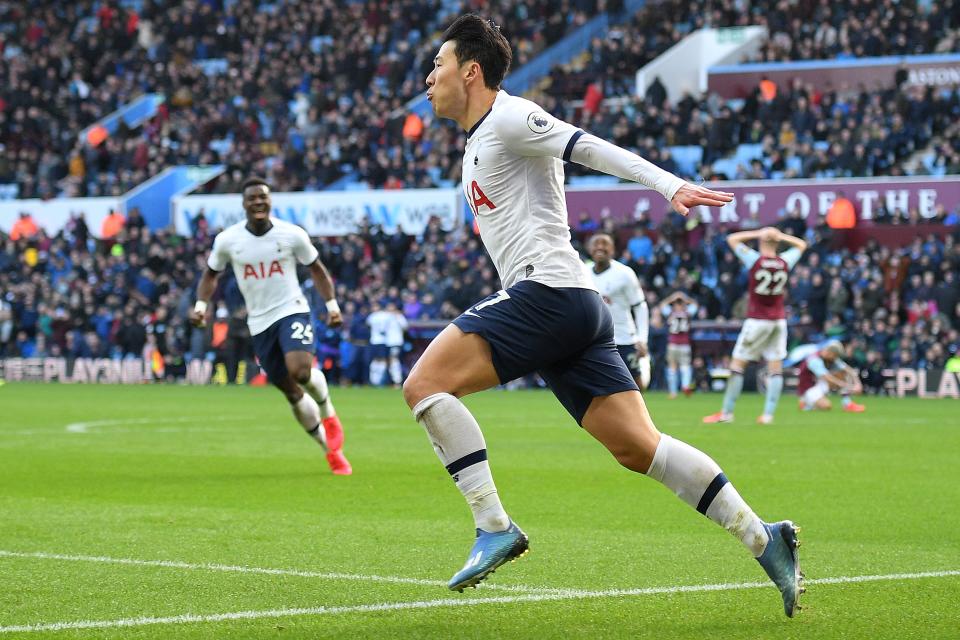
564 176 960 226
3 358 957 397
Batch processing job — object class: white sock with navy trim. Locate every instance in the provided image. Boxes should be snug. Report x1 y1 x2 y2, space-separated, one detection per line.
303 368 335 419
292 394 327 449
413 393 510 532
647 434 768 556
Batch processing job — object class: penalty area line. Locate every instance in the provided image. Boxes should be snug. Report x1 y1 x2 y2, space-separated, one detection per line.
1 569 958 634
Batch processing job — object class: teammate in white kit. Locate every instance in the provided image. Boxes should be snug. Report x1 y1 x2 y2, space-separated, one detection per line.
403 15 804 616
367 301 409 386
588 233 650 390
189 177 352 475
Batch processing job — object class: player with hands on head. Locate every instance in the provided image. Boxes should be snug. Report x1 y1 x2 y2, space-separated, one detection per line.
660 290 699 398
190 177 352 475
704 226 807 426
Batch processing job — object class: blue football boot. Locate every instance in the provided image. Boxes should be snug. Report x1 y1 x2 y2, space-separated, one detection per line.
448 521 529 591
757 520 805 617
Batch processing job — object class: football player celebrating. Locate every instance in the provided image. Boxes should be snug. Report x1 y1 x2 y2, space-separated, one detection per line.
189 177 352 475
404 14 803 617
588 233 651 390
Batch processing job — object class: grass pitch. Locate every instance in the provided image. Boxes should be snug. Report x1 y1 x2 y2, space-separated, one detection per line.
0 383 958 639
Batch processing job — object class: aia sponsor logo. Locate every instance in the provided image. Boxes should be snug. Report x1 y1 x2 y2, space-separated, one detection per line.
243 260 285 279
469 180 496 215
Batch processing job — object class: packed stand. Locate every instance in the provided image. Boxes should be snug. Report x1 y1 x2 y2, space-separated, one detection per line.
541 0 960 181
0 0 604 200
2 203 958 389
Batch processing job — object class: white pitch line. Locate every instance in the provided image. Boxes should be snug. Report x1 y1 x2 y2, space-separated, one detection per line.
0 550 561 594
1 570 958 634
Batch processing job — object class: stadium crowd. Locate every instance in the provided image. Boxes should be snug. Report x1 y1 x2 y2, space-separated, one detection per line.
0 0 602 200
3 0 959 202
2 204 958 390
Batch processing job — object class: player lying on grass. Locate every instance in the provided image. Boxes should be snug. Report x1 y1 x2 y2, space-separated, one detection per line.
404 14 803 617
793 340 866 412
189 177 352 475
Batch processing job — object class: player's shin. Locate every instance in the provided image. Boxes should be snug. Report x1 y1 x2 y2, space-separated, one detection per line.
722 370 744 414
388 358 403 385
680 365 693 391
413 392 510 532
646 434 769 556
292 393 327 449
666 367 679 396
303 368 335 419
764 374 784 416
369 360 386 386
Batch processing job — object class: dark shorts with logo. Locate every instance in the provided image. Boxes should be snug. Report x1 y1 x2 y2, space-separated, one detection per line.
252 313 314 384
616 344 644 376
452 280 638 424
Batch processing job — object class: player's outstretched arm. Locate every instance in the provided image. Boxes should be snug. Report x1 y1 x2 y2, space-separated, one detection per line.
493 108 732 213
308 260 342 327
189 267 222 327
567 136 733 214
669 183 735 216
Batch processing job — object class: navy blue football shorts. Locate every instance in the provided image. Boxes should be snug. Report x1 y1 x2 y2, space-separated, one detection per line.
616 344 643 376
452 279 639 424
252 313 315 384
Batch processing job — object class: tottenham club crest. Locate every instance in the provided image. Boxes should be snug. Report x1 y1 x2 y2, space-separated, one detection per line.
526 111 554 134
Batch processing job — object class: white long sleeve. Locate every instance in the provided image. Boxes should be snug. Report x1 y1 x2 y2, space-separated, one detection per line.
569 133 686 201
633 300 650 344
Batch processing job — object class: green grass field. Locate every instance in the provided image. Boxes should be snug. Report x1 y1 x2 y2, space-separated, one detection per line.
1 383 958 639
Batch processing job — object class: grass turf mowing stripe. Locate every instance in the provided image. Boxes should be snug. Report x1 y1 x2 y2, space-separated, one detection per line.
1 570 957 634
0 550 563 594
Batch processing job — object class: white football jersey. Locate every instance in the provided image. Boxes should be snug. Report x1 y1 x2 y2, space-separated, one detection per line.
462 90 594 291
207 218 319 335
367 310 408 347
590 260 647 345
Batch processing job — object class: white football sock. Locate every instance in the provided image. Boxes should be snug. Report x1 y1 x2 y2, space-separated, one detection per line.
413 392 510 532
646 434 768 556
388 358 402 384
292 393 326 449
302 368 335 419
369 360 385 386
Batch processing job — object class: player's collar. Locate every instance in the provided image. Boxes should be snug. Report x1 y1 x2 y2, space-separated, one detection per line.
245 221 274 237
467 107 492 138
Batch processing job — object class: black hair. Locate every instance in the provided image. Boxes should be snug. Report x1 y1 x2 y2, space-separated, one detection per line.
442 14 512 90
241 176 270 193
